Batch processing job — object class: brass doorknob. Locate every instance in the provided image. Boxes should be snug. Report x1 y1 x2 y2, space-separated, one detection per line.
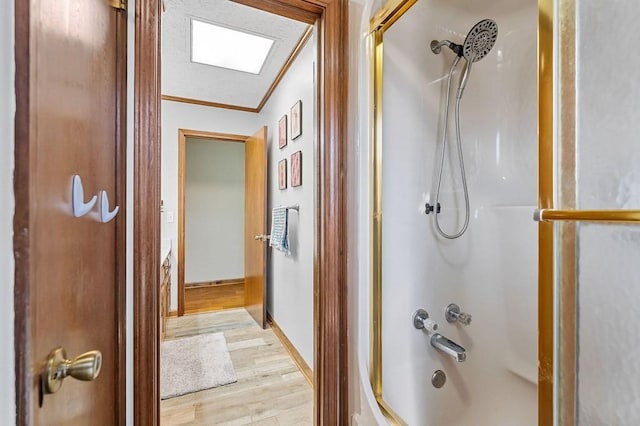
254 234 270 241
44 347 102 394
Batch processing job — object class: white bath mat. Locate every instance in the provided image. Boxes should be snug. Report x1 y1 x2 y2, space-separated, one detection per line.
161 332 237 399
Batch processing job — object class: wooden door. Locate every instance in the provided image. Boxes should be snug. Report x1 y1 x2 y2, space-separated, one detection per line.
244 127 268 328
14 0 126 424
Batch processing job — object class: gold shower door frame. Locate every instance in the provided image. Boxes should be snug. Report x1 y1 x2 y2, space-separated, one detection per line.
370 0 640 425
369 1 419 424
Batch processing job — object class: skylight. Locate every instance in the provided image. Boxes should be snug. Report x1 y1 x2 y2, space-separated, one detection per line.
191 20 274 74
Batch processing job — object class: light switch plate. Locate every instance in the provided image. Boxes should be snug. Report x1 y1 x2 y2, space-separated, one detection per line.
166 212 174 223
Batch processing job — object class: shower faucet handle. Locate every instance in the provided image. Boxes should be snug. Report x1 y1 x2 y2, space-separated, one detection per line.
445 303 472 325
413 309 439 334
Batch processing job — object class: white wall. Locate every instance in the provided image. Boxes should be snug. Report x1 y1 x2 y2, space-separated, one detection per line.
184 138 245 283
261 33 315 368
161 101 261 309
1 1 16 424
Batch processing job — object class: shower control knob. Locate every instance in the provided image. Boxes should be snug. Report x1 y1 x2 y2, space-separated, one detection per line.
413 309 439 333
445 303 472 325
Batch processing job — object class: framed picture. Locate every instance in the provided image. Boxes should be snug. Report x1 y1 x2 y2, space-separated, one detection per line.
290 100 302 140
278 158 287 190
278 115 288 149
291 151 302 187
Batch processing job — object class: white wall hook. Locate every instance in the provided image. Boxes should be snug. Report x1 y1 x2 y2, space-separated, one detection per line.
100 191 120 223
72 175 97 218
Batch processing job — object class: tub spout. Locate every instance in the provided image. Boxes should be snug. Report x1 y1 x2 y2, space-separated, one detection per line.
430 333 466 362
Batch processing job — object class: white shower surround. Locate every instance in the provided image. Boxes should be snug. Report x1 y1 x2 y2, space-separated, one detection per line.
374 0 538 424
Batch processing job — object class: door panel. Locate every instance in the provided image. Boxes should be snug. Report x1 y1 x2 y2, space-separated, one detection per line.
576 223 640 423
244 126 267 328
16 0 125 423
538 0 640 423
570 4 640 418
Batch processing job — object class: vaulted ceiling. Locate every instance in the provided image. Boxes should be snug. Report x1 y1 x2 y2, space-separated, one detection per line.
162 0 310 111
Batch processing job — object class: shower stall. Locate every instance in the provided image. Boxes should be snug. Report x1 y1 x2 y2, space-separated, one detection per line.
367 0 539 424
356 0 640 424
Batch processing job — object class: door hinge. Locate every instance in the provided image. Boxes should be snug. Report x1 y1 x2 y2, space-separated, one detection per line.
109 0 127 10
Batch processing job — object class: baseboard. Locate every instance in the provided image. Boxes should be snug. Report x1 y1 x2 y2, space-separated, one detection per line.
168 310 177 318
267 313 313 387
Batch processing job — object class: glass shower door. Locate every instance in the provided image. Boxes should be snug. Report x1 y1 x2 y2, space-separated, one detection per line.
539 0 640 423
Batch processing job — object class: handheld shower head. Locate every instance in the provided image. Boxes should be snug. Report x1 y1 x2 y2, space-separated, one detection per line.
462 19 498 62
430 19 499 239
457 19 498 98
457 54 475 99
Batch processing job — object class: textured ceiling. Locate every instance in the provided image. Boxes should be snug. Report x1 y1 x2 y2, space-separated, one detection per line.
162 0 309 109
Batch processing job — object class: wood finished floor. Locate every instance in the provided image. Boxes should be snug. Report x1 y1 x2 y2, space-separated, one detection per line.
184 282 245 314
160 308 313 426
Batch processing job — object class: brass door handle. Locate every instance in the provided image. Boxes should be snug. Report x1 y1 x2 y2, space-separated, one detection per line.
44 347 102 394
254 234 270 241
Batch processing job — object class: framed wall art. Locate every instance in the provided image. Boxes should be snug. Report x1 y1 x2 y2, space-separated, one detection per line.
290 100 302 140
291 150 302 187
278 115 288 149
278 158 287 190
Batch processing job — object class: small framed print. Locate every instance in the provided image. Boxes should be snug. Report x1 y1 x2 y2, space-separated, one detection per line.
278 115 288 149
291 151 302 187
278 158 287 190
290 100 302 140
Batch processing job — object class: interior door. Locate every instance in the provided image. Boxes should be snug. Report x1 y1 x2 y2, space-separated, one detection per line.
15 0 126 424
244 126 268 328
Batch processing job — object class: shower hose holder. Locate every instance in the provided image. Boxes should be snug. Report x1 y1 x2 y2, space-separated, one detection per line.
425 202 441 215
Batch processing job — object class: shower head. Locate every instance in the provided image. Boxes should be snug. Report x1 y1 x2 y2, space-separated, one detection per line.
457 19 498 99
462 19 498 62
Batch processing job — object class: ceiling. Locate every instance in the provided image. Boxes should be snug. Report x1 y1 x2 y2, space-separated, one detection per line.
162 0 310 110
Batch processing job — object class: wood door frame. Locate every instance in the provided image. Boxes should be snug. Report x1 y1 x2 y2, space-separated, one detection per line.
134 0 349 424
13 3 128 424
177 129 249 317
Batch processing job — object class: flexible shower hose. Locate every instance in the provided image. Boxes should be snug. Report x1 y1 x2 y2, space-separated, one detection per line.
432 56 470 239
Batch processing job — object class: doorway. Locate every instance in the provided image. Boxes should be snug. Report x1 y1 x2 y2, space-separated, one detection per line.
175 129 267 326
160 2 315 419
134 0 349 425
178 134 248 316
